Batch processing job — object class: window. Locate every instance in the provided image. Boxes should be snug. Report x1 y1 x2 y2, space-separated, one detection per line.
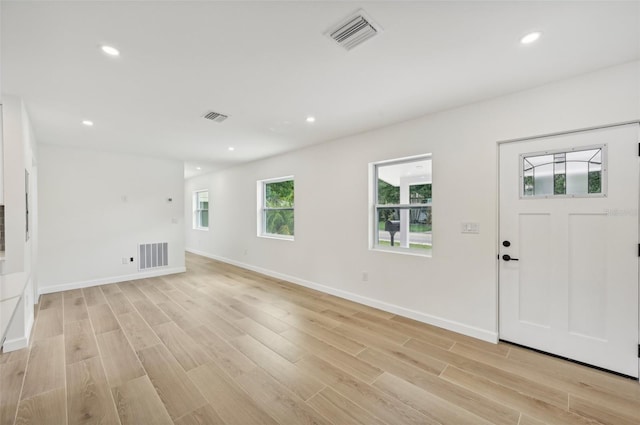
522 145 606 198
193 190 209 230
258 177 294 239
373 155 432 255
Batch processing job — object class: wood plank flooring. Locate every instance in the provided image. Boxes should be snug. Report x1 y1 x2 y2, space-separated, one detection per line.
1 252 638 425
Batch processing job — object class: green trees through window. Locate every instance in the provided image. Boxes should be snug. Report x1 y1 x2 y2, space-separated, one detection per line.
263 179 294 237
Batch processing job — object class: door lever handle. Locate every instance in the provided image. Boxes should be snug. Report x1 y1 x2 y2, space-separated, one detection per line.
502 254 519 262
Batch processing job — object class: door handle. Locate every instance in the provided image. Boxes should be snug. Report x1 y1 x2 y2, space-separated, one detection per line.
502 254 519 262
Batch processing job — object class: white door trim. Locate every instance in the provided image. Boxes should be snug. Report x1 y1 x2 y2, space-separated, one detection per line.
496 120 640 145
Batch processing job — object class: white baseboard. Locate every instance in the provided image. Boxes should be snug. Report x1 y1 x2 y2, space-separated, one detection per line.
186 248 498 343
37 267 187 296
2 336 28 352
2 313 33 352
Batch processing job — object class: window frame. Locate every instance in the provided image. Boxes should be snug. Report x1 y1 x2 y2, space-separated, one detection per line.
257 176 295 240
193 189 209 231
371 154 433 257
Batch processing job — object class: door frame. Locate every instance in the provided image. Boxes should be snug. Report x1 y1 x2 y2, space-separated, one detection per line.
495 120 640 378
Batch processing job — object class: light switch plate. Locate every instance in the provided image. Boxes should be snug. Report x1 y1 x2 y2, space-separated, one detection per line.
461 222 480 234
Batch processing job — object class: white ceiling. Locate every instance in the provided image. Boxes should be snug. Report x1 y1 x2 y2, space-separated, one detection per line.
3 1 639 179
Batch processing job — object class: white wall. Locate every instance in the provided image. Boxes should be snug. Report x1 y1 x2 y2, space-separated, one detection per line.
38 146 185 293
186 61 640 342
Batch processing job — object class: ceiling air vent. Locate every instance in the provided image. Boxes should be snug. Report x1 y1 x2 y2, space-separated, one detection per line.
203 111 229 123
326 9 382 51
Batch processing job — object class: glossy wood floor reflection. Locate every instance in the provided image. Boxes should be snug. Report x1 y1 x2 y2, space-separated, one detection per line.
2 253 639 425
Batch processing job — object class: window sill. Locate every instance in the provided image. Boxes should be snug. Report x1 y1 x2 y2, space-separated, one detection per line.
259 234 294 242
372 245 432 258
193 227 209 232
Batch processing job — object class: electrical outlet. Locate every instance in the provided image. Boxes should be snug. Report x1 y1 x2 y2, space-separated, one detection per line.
362 271 369 282
130 257 134 263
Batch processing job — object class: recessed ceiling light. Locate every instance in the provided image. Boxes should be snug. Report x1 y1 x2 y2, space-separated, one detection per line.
82 120 94 126
196 167 201 170
228 147 235 151
306 116 316 123
520 32 541 45
101 45 120 56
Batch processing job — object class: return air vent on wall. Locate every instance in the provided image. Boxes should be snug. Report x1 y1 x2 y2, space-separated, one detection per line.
326 9 382 51
139 242 168 271
203 111 229 123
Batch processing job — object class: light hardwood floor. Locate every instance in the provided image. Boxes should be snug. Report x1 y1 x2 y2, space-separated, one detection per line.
1 252 639 425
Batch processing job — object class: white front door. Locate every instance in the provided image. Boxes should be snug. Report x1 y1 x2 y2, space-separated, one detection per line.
499 123 639 377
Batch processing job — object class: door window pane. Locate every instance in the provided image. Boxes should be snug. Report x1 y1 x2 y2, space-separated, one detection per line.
566 156 588 195
554 153 566 195
586 149 602 194
522 147 604 198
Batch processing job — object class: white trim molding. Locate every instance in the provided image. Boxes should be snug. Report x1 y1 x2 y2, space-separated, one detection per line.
2 312 34 352
38 267 187 296
2 336 29 352
186 248 498 343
